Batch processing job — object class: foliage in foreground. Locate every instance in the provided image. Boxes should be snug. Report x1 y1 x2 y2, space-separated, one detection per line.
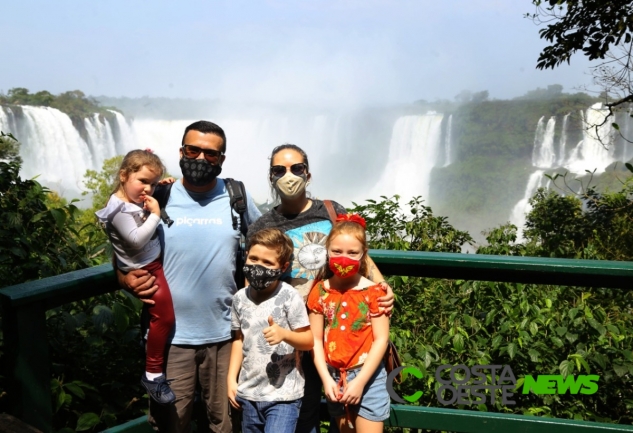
0 156 143 431
348 193 633 425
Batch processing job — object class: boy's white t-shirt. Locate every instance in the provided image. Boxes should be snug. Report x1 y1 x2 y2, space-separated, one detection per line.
231 281 310 402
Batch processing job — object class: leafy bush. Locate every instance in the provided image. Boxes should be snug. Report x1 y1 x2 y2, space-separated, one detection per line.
47 291 145 432
350 195 633 425
0 153 145 431
0 160 97 285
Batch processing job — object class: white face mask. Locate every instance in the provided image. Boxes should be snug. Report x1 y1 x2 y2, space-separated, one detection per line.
274 172 308 199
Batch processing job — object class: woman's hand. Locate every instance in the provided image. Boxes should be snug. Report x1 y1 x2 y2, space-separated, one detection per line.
159 177 176 185
377 281 394 316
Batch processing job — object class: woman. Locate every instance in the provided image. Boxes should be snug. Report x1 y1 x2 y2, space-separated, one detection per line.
246 144 394 433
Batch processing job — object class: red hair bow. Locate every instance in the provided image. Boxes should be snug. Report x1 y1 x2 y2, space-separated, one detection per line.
335 213 366 229
144 148 154 153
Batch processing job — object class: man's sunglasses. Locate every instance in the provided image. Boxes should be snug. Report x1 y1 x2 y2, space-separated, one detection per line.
181 145 224 161
270 163 308 178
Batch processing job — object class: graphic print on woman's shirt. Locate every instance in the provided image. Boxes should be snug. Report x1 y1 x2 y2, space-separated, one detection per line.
284 220 333 298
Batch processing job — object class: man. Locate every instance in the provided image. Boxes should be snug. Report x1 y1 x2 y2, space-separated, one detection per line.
119 120 261 432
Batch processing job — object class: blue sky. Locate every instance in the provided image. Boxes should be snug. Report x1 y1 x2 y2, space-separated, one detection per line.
2 0 595 106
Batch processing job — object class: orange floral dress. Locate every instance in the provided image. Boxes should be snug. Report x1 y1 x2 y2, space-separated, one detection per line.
307 280 387 370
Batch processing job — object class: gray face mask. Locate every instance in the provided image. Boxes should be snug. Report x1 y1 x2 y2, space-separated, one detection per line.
179 156 222 187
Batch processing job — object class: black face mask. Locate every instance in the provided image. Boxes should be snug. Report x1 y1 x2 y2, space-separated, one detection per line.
179 156 222 187
243 264 283 291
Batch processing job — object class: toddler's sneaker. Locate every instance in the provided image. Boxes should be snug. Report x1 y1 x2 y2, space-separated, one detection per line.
141 374 175 405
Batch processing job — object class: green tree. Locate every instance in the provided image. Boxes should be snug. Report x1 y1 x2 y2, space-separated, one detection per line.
0 132 21 164
529 0 633 69
528 0 633 115
82 155 123 211
349 196 473 252
1 88 119 121
0 160 94 287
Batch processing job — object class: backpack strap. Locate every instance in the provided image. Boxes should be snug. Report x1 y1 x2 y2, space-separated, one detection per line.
323 200 337 225
224 178 249 289
153 183 174 227
224 178 248 235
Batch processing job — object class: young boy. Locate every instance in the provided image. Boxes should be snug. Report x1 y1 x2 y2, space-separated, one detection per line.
228 228 314 433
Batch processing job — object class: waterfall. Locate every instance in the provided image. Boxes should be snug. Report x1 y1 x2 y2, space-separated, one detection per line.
109 110 136 155
84 114 117 169
368 113 444 202
19 106 95 197
0 105 126 199
533 116 556 168
509 103 624 238
509 115 557 239
443 114 453 167
565 103 617 174
0 107 19 140
557 113 570 165
617 108 633 162
510 170 545 239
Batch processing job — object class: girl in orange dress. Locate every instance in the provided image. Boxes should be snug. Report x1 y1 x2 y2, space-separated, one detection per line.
307 214 390 433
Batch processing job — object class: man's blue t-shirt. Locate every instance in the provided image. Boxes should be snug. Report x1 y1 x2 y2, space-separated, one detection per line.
160 179 261 345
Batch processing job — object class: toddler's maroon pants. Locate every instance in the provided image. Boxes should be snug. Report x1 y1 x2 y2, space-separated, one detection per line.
143 260 175 374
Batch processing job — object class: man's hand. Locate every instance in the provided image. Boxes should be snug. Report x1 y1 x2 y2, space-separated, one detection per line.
262 316 286 345
120 269 158 305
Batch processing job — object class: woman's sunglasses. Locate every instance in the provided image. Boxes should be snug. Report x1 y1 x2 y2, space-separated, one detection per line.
270 163 308 178
181 145 224 162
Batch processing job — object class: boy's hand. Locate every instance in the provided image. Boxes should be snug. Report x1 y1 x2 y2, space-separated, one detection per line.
227 379 240 410
263 316 286 345
143 196 160 216
159 177 176 185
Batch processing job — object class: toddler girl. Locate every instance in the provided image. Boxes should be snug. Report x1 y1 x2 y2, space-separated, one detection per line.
307 214 390 432
96 149 175 405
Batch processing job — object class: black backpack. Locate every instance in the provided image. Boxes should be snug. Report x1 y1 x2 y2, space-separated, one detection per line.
152 178 249 288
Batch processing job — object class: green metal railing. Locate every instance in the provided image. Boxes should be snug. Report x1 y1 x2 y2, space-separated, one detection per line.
2 250 633 433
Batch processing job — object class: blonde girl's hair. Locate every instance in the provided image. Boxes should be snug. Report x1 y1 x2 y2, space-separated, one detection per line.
320 220 369 279
247 228 294 265
112 149 165 195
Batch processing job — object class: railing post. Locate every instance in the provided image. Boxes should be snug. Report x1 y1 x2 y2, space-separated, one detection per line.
1 298 52 433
